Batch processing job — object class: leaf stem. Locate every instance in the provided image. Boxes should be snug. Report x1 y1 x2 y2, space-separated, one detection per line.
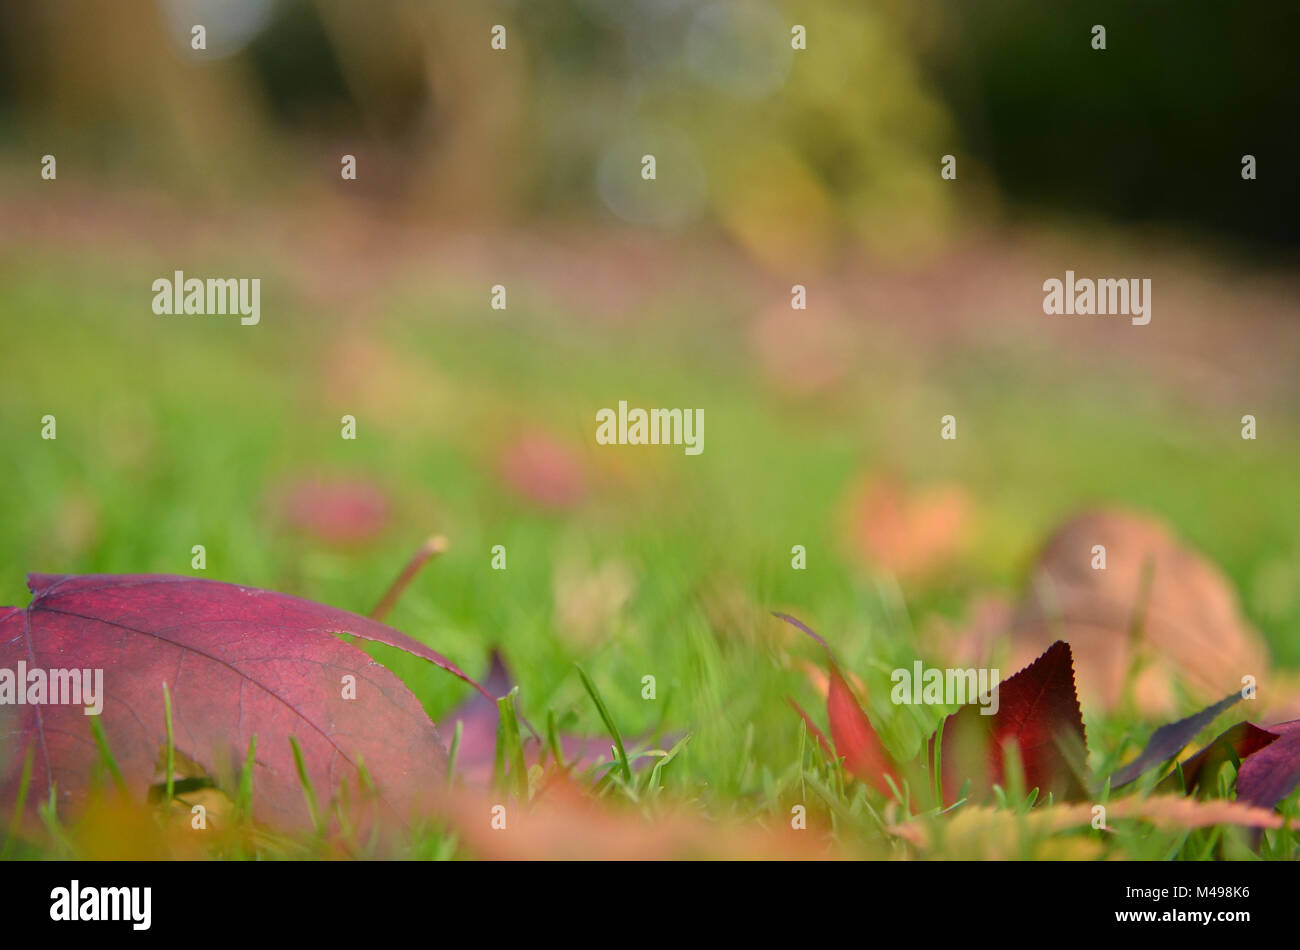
370 534 448 621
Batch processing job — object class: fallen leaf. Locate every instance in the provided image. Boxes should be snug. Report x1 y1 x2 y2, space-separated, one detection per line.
1235 719 1300 811
1110 691 1243 787
845 475 971 580
441 650 667 789
1107 794 1284 830
1010 510 1271 716
775 612 898 794
1157 721 1279 795
0 574 486 830
933 641 1089 805
889 795 1283 855
440 774 834 860
274 475 390 545
61 787 210 860
786 696 834 761
438 651 513 786
825 665 897 795
497 431 587 510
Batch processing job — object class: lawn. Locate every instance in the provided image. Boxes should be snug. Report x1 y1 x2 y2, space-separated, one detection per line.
2 199 1299 859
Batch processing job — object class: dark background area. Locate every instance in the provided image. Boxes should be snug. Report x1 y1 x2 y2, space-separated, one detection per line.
916 0 1299 250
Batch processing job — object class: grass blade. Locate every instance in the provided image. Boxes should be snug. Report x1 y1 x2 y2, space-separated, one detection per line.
0 745 34 859
575 663 631 783
162 681 175 805
497 687 529 800
644 734 692 796
288 735 321 832
88 714 126 796
446 719 464 788
545 708 564 769
237 734 258 820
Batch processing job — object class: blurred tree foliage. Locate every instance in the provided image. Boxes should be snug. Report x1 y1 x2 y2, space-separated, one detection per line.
0 0 960 267
1 0 1292 255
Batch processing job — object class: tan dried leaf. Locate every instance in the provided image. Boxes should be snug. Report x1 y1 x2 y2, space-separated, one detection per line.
1009 510 1271 716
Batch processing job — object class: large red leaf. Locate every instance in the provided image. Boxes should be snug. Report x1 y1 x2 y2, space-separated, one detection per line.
0 574 486 829
933 641 1089 805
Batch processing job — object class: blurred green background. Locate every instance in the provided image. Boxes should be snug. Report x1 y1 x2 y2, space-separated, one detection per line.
2 0 1299 803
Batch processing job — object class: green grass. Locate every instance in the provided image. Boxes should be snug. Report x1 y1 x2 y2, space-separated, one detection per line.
1 239 1298 860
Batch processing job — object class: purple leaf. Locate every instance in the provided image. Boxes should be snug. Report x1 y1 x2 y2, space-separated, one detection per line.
1157 721 1279 795
1110 691 1243 787
1236 719 1300 811
442 649 663 785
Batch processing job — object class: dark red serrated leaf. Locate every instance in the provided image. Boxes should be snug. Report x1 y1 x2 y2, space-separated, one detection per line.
774 612 897 794
1157 721 1279 795
1236 719 1300 811
0 574 486 829
932 640 1089 804
1110 691 1243 787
